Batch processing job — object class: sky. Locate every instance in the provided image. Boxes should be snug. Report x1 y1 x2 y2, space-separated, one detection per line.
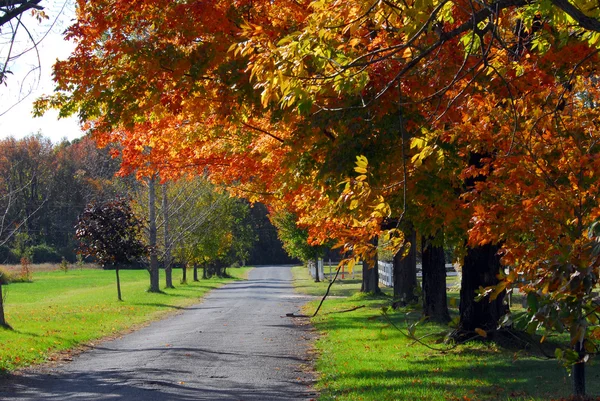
0 1 83 143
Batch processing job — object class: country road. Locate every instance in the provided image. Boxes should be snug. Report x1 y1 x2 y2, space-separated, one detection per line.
0 265 318 401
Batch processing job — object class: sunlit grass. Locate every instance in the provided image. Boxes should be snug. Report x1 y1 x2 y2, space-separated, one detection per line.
292 266 600 401
0 267 250 373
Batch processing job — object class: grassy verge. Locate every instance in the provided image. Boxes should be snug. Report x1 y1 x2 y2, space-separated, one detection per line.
292 265 600 401
0 266 250 373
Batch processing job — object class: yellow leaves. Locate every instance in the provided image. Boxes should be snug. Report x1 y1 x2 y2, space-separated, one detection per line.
410 131 444 168
355 155 368 169
489 280 507 301
588 32 600 48
346 258 356 274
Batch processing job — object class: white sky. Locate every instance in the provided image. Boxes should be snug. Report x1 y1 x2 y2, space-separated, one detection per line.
0 0 82 143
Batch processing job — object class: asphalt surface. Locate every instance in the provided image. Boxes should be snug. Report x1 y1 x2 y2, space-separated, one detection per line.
0 265 318 401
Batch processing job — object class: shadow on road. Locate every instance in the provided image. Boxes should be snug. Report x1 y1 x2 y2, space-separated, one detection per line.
1 368 315 400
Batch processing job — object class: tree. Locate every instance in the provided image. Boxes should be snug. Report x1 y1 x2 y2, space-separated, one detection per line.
161 182 173 288
271 210 326 280
75 198 146 301
38 1 600 395
146 175 160 292
421 233 451 323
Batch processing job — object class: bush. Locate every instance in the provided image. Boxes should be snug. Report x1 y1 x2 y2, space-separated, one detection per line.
29 244 62 264
0 266 12 284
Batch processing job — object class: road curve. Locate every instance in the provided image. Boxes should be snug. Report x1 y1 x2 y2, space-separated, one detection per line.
0 265 317 401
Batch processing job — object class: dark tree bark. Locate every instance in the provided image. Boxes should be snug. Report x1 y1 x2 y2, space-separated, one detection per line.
393 226 417 304
115 265 122 301
194 263 200 281
361 238 381 294
573 340 586 396
314 258 320 282
181 264 187 284
459 244 508 333
421 234 450 323
148 176 160 292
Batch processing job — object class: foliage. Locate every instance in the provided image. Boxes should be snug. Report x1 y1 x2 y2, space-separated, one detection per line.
0 245 18 264
0 135 127 261
29 244 61 264
0 266 11 285
75 198 146 266
136 177 256 270
36 0 600 393
0 265 32 285
271 210 324 263
19 257 32 283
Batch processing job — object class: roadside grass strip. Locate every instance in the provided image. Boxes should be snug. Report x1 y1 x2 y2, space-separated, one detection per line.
0 267 250 373
291 266 600 401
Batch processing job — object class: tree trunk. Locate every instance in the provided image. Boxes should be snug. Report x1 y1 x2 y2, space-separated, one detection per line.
393 226 417 304
194 263 200 281
361 238 381 294
148 176 160 293
0 281 8 329
181 264 187 284
162 183 174 289
314 258 320 282
458 244 508 333
115 265 123 301
573 340 586 396
421 233 450 323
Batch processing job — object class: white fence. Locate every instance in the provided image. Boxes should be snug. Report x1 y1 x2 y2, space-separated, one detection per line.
377 261 456 288
308 259 325 281
378 261 394 287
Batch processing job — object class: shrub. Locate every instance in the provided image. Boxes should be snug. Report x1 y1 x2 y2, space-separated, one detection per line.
19 257 33 282
29 244 62 264
0 263 33 284
60 257 69 273
0 267 12 285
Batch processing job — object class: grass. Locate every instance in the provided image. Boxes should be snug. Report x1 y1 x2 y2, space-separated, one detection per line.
295 265 392 298
292 265 600 401
0 266 250 373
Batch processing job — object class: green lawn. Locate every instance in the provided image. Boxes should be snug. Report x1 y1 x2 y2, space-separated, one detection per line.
0 267 250 373
292 265 600 401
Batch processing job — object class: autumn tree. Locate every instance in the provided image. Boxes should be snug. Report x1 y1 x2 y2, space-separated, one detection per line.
271 210 327 281
75 198 146 301
38 1 600 395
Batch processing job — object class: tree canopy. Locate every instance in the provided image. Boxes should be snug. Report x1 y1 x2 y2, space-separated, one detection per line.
37 0 600 394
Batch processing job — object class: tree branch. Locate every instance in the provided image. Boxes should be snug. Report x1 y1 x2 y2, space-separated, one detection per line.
551 0 600 32
0 0 42 28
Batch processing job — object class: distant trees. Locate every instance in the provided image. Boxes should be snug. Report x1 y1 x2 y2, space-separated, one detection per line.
0 135 130 263
165 179 256 281
271 211 326 281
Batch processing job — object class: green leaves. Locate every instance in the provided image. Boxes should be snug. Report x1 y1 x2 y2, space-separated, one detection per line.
527 292 539 312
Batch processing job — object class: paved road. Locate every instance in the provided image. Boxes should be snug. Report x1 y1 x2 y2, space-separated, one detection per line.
0 265 317 401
